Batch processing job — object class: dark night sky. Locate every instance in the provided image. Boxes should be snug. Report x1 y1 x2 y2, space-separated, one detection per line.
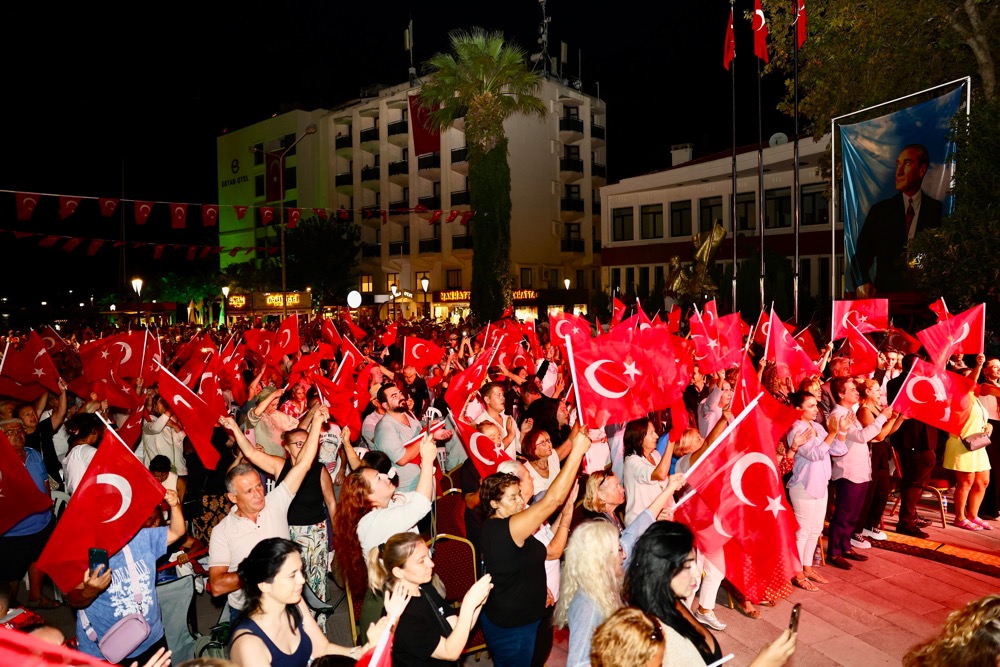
0 1 791 307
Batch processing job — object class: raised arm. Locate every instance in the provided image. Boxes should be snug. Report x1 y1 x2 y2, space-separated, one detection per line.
281 406 326 495
545 483 579 559
218 416 284 478
415 433 438 502
49 379 69 430
340 426 364 470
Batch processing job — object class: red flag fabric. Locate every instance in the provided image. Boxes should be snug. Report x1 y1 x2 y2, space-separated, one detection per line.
40 325 69 353
445 348 493 418
673 394 800 603
341 315 369 342
891 359 976 435
243 329 276 365
521 318 544 360
156 365 222 469
929 297 951 321
844 321 880 375
689 311 741 375
108 331 150 380
1 332 61 394
752 310 794 347
321 318 343 347
408 94 441 156
568 336 651 427
752 0 769 63
403 336 445 371
724 8 736 70
115 400 148 452
61 238 82 253
792 325 822 362
885 326 922 355
58 196 81 220
0 376 47 401
234 205 249 220
796 0 807 48
175 348 213 390
339 336 365 376
0 621 110 666
87 239 105 256
203 204 219 227
0 432 54 534
549 311 592 355
196 352 228 418
15 192 40 221
831 299 889 340
453 417 511 478
460 210 474 226
134 200 153 225
666 305 682 335
265 151 284 202
354 630 394 667
916 303 986 368
765 310 819 385
380 321 399 348
287 208 302 229
610 297 627 328
731 354 762 416
269 315 300 367
36 431 165 593
260 207 275 225
314 208 328 219
311 372 362 434
98 197 119 217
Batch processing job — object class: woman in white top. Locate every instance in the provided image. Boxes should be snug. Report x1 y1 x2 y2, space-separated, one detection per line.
622 419 685 527
523 429 561 500
696 374 735 440
141 395 187 476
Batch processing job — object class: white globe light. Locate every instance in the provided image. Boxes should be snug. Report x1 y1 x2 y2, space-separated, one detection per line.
347 290 362 309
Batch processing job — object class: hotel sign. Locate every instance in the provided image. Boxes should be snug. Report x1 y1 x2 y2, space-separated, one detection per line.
435 289 538 303
226 292 312 310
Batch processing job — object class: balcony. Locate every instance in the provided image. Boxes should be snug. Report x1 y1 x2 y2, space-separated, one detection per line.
335 171 353 195
359 127 380 153
387 119 409 147
559 157 585 184
360 205 381 229
419 238 442 253
418 152 441 180
361 243 381 258
592 161 607 186
561 238 585 253
388 159 409 186
360 165 380 191
560 196 584 222
559 116 584 143
334 133 353 158
452 234 473 250
592 123 606 147
451 147 468 175
389 201 410 220
450 190 470 209
388 241 408 256
418 195 441 211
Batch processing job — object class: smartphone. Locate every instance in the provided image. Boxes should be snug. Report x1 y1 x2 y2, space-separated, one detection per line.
88 548 110 574
789 603 801 633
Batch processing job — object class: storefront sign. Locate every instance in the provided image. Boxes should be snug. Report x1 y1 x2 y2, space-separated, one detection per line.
438 290 471 302
511 290 538 301
228 294 247 309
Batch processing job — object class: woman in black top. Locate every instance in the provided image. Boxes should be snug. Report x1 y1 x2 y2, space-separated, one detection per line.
477 428 591 667
368 532 492 666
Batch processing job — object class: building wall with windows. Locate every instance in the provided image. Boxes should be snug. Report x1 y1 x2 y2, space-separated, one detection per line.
599 136 841 309
217 78 605 317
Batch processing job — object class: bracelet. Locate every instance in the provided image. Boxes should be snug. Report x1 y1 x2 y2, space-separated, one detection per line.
558 524 570 531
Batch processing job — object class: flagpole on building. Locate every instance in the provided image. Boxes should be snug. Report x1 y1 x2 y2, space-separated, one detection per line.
756 56 766 312
792 0 801 324
726 0 738 313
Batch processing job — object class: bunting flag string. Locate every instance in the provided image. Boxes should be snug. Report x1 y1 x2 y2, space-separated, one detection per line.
3 189 475 229
1 229 279 260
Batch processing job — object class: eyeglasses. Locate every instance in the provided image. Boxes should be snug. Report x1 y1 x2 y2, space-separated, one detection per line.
2 427 25 435
287 440 306 448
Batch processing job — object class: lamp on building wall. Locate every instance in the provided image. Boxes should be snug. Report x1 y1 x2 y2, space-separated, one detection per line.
221 285 230 326
390 284 399 321
131 277 143 324
249 123 317 318
420 276 429 319
564 277 570 290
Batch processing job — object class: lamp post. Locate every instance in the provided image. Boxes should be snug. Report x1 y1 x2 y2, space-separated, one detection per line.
221 285 230 327
250 123 317 319
564 277 570 290
390 284 399 321
131 277 143 325
420 277 429 320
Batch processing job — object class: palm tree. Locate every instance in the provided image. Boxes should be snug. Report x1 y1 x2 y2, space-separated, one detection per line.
419 28 546 321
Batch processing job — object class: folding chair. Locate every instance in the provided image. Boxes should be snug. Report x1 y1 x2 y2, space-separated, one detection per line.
156 574 199 663
343 577 367 646
426 534 487 658
434 489 467 538
889 447 951 528
50 490 70 521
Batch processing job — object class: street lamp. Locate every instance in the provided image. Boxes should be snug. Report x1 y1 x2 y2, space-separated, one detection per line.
564 277 570 290
420 277 429 319
132 277 143 324
250 122 317 318
390 284 399 321
221 285 230 326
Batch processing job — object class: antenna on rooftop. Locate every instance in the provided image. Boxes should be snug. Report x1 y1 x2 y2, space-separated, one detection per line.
528 0 553 77
404 18 419 86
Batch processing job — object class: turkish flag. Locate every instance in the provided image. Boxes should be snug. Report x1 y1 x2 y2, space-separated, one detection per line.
109 331 149 380
380 322 399 348
521 318 544 360
752 0 769 63
666 305 682 335
321 318 343 347
673 394 800 603
890 359 976 435
87 239 105 256
929 297 951 321
314 208 328 219
287 208 301 229
831 299 889 340
115 400 148 452
454 418 511 478
724 7 736 70
311 371 362 434
792 325 822 362
460 210 474 226
341 312 369 341
610 297 627 328
0 622 110 666
261 207 275 225
58 196 81 220
549 311 592 355
796 0 807 48
731 354 762 416
175 348 213 390
917 303 986 369
98 197 119 217
221 343 248 406
138 331 164 386
0 432 53 534
403 336 445 371
15 192 41 221
265 151 285 202
234 205 249 220
408 94 441 156
690 311 741 375
884 326 922 355
78 338 117 383
269 315 300 367
243 329 276 366
40 325 69 353
568 336 649 427
1 331 61 395
202 204 219 227
509 343 535 375
765 310 819 384
339 336 366 376
445 350 493 418
0 376 47 401
36 430 165 593
844 321 880 375
752 310 794 347
157 365 222 469
134 200 153 225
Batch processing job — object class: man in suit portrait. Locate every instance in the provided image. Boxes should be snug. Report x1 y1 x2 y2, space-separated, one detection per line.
853 143 943 298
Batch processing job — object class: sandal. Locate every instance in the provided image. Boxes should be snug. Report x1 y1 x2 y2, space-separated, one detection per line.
738 601 762 619
792 577 820 592
955 518 984 531
972 517 994 530
805 570 829 584
26 597 61 609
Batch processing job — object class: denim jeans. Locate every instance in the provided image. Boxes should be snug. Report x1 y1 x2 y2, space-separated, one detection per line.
480 612 541 667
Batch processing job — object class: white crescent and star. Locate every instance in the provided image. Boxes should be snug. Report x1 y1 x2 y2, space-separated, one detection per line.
96 473 133 523
730 452 784 518
712 512 731 539
554 319 574 341
905 374 947 404
279 329 292 350
754 9 767 30
584 360 629 399
951 323 971 348
469 433 495 466
171 395 194 411
42 336 56 350
114 342 133 364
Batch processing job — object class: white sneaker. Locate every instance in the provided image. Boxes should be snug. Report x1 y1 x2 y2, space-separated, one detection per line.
850 534 872 550
693 608 727 631
862 527 887 541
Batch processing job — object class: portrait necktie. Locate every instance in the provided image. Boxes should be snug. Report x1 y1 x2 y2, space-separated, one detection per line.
905 198 914 236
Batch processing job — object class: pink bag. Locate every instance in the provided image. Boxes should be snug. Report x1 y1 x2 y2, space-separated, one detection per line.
79 545 152 663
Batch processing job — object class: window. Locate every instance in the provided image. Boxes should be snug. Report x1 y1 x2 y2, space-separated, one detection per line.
565 223 581 239
802 184 829 226
254 174 264 199
447 269 462 289
700 196 723 233
386 273 399 291
283 166 296 193
611 268 621 292
360 275 373 293
281 133 297 156
565 106 579 118
625 268 635 295
640 204 663 239
654 265 664 291
736 192 756 231
565 145 580 160
576 270 585 290
565 184 581 199
612 207 634 241
415 271 430 291
639 267 650 295
765 188 791 229
670 200 692 237
520 268 533 289
819 257 830 303
800 258 812 299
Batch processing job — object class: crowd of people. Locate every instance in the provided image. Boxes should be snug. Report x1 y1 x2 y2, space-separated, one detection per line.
1 306 999 666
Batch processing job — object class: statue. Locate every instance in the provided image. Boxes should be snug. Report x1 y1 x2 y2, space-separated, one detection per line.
663 222 727 303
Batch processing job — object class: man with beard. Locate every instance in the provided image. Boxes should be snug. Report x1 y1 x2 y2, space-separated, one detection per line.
372 384 452 492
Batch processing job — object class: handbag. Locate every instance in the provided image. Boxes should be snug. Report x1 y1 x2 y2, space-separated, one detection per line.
79 545 152 663
962 431 991 451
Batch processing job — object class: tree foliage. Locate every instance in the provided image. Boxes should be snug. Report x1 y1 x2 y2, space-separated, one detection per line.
419 28 546 321
222 258 280 294
284 215 362 308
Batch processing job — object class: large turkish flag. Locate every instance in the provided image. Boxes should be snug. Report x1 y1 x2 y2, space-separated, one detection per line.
0 432 53 534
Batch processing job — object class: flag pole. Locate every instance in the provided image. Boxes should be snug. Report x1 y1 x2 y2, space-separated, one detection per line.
96 412 143 460
730 0 738 314
0 340 8 376
792 0 802 325
563 337 586 429
757 57 766 312
673 391 764 510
